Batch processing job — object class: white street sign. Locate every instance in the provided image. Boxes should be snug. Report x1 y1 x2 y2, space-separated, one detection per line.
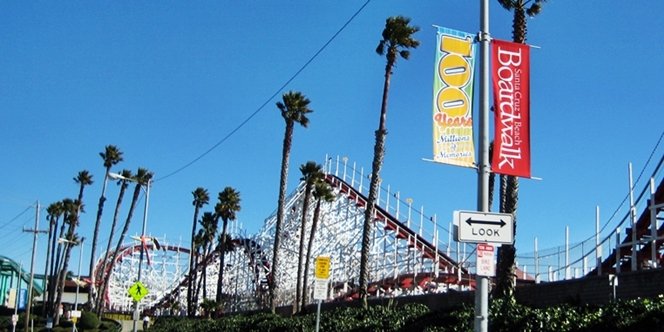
476 244 496 277
313 278 328 300
455 210 514 244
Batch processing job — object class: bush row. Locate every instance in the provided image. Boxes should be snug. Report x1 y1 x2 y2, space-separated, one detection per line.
149 295 664 332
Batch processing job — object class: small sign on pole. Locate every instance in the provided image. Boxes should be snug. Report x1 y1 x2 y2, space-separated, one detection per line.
314 256 331 279
476 243 496 277
313 278 328 300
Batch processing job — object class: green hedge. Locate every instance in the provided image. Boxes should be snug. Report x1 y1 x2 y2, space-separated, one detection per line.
147 295 664 332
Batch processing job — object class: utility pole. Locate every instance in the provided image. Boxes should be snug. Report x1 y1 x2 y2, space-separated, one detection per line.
23 201 48 332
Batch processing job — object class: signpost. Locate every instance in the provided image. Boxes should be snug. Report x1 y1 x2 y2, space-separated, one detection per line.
456 210 513 244
313 256 331 332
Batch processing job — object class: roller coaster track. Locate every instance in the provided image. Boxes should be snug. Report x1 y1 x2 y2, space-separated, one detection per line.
589 176 664 275
324 173 469 284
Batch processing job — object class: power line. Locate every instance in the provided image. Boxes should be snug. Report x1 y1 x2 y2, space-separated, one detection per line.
156 0 372 182
0 204 34 231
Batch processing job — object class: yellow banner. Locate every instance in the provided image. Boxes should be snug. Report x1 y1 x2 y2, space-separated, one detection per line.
432 27 476 167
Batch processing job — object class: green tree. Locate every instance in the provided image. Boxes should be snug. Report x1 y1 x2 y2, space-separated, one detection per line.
302 177 334 310
360 15 419 308
295 161 324 312
494 0 546 300
188 187 210 317
89 145 123 310
271 91 313 313
95 169 132 313
215 187 241 304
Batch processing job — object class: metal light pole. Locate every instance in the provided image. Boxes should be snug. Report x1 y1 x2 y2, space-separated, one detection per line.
476 0 491 331
110 172 151 332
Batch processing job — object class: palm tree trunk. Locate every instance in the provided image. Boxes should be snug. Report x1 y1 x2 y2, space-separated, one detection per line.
495 2 529 299
46 218 59 317
95 182 127 313
54 238 74 325
89 171 109 310
295 185 313 313
360 58 394 308
42 219 54 317
270 121 294 313
216 219 229 304
49 216 67 317
188 207 200 317
302 199 322 310
99 184 142 309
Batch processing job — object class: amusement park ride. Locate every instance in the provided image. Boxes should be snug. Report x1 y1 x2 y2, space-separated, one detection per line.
83 155 663 314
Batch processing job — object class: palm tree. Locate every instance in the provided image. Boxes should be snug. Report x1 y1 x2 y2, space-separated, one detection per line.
100 168 152 307
270 91 313 313
54 198 83 325
295 161 323 312
74 171 94 202
43 201 63 317
199 212 217 300
359 15 419 308
188 187 209 317
302 176 334 310
215 187 241 304
90 145 123 310
54 170 91 320
494 0 546 300
95 169 132 313
192 228 207 308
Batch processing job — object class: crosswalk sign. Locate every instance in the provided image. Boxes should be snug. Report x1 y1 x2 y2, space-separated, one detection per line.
128 281 149 302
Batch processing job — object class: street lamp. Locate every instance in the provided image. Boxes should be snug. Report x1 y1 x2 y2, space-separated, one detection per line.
57 237 84 332
108 172 150 332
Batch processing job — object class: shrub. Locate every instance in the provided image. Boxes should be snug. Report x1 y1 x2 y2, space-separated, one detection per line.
79 311 100 330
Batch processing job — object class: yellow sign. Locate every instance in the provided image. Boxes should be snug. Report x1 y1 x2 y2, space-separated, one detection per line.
128 281 149 302
314 256 331 279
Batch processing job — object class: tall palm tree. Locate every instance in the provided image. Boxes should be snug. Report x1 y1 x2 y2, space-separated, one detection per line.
359 15 419 308
43 201 63 317
55 170 91 320
54 198 83 325
49 199 71 320
95 169 132 313
74 171 93 202
188 187 209 317
494 0 546 300
192 228 207 307
270 91 313 313
215 187 241 304
199 212 217 300
90 145 123 310
301 176 334 310
99 168 153 308
295 161 323 312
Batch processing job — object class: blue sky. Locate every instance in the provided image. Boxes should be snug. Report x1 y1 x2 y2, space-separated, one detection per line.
1 1 663 276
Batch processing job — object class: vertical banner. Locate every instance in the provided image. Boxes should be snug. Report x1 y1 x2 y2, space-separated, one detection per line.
491 39 531 178
432 27 477 167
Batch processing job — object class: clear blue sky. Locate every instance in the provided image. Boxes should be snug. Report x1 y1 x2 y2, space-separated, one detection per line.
1 1 663 276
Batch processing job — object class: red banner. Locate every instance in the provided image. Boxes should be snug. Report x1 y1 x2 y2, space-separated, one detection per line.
491 39 531 178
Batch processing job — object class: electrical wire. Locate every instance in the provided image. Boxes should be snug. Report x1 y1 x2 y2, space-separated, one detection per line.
156 0 372 182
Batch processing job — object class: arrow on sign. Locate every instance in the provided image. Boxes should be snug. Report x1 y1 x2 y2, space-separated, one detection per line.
465 218 506 227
